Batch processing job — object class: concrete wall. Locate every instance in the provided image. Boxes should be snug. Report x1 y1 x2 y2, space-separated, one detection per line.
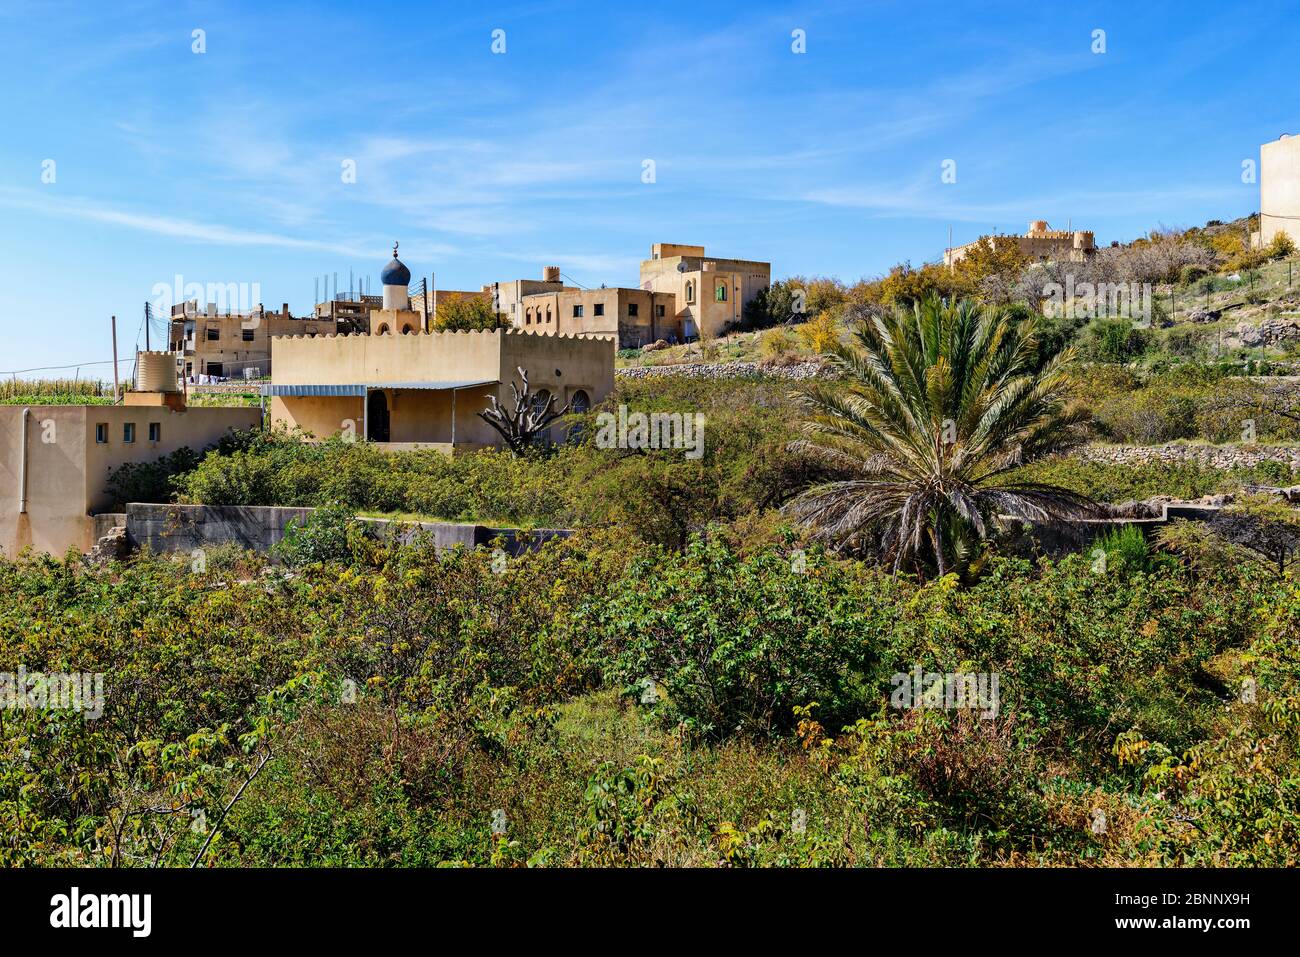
500 330 615 442
269 394 364 440
1262 135 1300 248
0 406 90 556
273 329 503 386
0 403 261 557
383 384 499 445
123 502 570 557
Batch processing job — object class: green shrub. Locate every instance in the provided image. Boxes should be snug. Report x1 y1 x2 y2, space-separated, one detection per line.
1078 318 1151 363
105 446 203 508
272 502 370 567
1090 524 1152 574
590 537 894 739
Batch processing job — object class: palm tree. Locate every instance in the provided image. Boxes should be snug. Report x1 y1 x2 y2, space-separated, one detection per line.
784 296 1094 577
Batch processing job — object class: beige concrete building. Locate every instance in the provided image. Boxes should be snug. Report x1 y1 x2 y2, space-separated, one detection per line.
1260 134 1300 249
170 302 338 378
638 243 770 339
944 221 1096 268
266 328 614 451
516 287 678 347
483 266 572 325
314 295 382 334
0 365 260 556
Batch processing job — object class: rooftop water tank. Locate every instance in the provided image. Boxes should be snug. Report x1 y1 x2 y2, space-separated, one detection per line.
136 351 180 393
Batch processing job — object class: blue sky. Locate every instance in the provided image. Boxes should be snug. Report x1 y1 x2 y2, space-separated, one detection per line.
1 0 1296 376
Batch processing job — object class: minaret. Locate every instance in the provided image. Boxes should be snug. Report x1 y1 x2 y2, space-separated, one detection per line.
380 241 411 311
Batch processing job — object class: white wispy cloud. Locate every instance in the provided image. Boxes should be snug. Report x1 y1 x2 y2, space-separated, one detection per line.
0 187 400 259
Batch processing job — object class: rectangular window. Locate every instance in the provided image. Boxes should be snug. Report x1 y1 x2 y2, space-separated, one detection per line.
573 305 584 318
656 305 666 317
95 423 108 444
242 328 255 342
206 327 220 341
123 422 136 444
626 303 638 317
715 284 728 302
148 422 161 442
594 303 605 317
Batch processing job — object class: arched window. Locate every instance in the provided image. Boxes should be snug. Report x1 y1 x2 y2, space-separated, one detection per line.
530 388 552 447
377 323 390 336
525 309 532 324
400 323 414 335
545 308 552 323
685 281 695 304
566 389 591 444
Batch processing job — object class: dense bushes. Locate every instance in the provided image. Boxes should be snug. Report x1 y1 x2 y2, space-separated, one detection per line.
3 526 1293 866
590 539 895 738
1011 456 1297 501
158 379 822 548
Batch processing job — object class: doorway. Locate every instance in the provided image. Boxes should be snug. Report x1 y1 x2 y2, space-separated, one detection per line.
366 390 390 442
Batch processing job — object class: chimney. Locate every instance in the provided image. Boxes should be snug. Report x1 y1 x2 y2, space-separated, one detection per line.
282 302 290 317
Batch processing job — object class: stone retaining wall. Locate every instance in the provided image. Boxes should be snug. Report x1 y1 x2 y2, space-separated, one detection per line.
616 360 825 381
1075 445 1300 470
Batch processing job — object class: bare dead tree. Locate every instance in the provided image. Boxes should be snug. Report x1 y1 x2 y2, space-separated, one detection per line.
478 366 571 455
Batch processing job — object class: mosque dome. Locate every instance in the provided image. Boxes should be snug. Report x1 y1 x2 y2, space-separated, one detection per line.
381 242 410 286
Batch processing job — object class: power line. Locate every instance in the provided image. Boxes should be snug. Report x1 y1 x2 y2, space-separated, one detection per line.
1 359 120 376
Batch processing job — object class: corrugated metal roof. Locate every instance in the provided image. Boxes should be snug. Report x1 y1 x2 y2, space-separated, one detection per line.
262 379 498 397
262 384 365 397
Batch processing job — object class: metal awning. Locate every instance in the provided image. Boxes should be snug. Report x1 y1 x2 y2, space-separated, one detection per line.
262 379 498 397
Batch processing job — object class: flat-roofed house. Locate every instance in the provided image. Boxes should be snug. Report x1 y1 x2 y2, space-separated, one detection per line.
1 360 260 556
265 328 615 451
638 243 771 340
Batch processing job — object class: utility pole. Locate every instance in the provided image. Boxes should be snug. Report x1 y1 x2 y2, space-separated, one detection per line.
111 315 120 403
423 277 430 333
144 302 151 351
